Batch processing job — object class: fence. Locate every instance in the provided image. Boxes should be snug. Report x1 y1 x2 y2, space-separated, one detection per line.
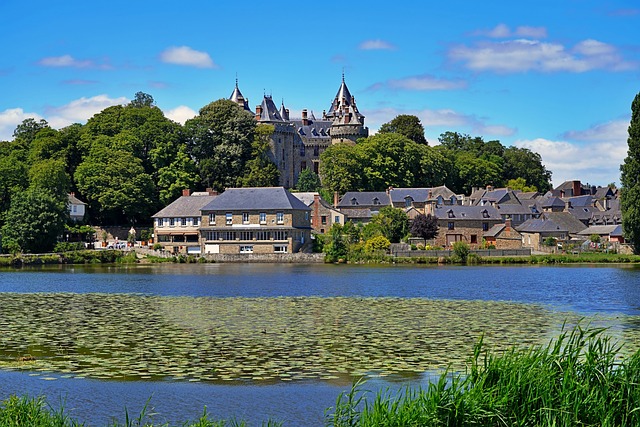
391 248 532 258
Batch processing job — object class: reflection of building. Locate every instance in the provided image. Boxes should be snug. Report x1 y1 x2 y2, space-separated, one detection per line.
152 189 218 254
229 76 368 188
200 187 312 254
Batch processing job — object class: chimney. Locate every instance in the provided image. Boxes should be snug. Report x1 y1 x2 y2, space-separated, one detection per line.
505 217 512 234
182 189 191 197
486 185 493 192
333 191 340 208
572 180 581 197
560 190 565 198
313 194 320 228
206 188 218 196
70 192 75 197
302 109 309 126
255 105 262 121
564 200 572 211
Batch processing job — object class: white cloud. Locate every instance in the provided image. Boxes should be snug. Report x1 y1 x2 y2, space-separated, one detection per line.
0 108 44 141
370 74 466 91
359 39 396 50
45 95 128 128
450 37 634 73
486 24 511 38
480 24 547 39
160 46 216 68
164 105 197 124
38 54 93 68
515 26 547 38
514 119 629 186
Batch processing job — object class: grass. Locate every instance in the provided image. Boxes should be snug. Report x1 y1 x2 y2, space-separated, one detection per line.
326 324 640 426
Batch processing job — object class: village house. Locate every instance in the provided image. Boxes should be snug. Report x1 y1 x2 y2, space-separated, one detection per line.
292 192 345 234
68 193 86 222
517 212 587 250
199 187 312 255
483 218 523 249
152 189 218 254
336 191 390 224
430 204 502 248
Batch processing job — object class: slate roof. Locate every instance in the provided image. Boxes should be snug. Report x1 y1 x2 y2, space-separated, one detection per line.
516 218 567 233
338 191 390 208
494 203 540 216
543 212 587 234
290 118 332 139
577 225 623 236
152 194 218 218
541 196 565 209
201 187 310 211
433 205 501 220
291 192 318 206
388 188 431 204
339 208 375 219
229 82 252 113
567 195 593 207
594 186 615 199
68 194 86 205
257 95 284 122
518 191 540 200
484 224 506 237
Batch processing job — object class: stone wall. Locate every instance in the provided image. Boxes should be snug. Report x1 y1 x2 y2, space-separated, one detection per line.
202 253 324 263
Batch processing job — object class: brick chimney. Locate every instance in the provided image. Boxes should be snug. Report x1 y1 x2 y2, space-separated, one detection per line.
572 180 581 197
564 200 572 211
206 188 218 196
182 189 191 197
313 194 320 228
333 191 340 208
255 105 262 121
302 109 309 126
505 217 512 234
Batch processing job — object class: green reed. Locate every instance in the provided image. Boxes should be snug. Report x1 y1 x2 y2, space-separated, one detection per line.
327 324 640 426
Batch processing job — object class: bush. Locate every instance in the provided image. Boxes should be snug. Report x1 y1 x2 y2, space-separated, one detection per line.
451 241 470 263
54 242 85 252
365 236 391 253
152 243 162 251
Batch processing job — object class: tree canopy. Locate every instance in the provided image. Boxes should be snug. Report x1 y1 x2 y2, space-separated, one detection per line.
379 114 428 145
621 92 640 254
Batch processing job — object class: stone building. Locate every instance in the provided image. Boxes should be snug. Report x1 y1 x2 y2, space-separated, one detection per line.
229 76 368 188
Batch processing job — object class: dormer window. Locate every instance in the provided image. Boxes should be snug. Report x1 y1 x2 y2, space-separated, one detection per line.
447 209 454 218
373 197 380 205
351 197 358 206
404 196 413 208
482 209 489 218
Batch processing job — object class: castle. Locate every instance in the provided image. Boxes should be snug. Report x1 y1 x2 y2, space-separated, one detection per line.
229 76 368 188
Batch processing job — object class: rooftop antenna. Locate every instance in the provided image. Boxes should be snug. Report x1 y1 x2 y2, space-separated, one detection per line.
235 72 238 88
342 67 345 82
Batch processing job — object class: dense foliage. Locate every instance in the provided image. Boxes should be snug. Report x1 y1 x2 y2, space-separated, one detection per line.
378 114 428 145
410 213 438 241
621 92 640 254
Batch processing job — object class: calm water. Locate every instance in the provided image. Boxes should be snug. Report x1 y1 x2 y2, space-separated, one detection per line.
1 263 640 426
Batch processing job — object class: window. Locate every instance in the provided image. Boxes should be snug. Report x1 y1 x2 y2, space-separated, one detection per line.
209 213 216 225
259 212 266 224
276 212 284 224
482 210 489 218
334 216 340 224
72 205 77 213
300 146 305 156
305 211 309 221
471 235 478 244
321 216 327 225
226 213 233 225
180 218 186 226
351 198 358 206
273 230 287 240
314 162 319 174
482 222 489 232
274 245 288 253
373 197 380 205
242 212 249 224
193 217 200 226
256 230 270 240
405 197 413 208
224 231 236 241
170 218 175 226
448 222 455 230
206 231 220 240
155 218 160 227
240 231 253 240
313 146 319 156
240 245 253 254
301 161 307 171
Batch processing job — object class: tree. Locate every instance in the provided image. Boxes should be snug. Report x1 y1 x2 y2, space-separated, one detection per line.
28 159 71 200
379 114 428 145
621 92 640 254
324 223 348 262
130 92 155 108
156 147 200 205
239 124 279 187
507 178 538 193
364 235 391 253
1 187 68 253
296 168 322 192
371 206 409 243
503 147 552 193
319 143 364 194
185 99 256 191
410 214 438 243
12 118 49 147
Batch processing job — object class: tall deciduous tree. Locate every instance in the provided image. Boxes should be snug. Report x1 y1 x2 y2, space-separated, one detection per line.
296 168 322 192
371 206 409 243
379 114 428 145
185 99 256 191
621 92 640 254
239 124 279 188
410 213 438 242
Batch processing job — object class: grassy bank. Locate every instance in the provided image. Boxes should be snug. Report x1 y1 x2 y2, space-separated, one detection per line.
4 326 639 426
0 250 134 267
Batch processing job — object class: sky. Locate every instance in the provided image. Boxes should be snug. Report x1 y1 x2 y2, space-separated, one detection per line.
1 0 639 188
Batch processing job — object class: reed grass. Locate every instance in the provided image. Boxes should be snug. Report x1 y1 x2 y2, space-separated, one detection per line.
327 325 640 426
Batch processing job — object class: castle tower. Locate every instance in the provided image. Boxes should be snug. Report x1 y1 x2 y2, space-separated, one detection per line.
229 78 253 113
326 75 368 144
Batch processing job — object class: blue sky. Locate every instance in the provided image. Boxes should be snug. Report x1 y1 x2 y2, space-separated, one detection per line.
1 0 638 187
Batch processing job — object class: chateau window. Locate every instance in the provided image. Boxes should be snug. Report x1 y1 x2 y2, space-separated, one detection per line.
273 230 287 240
301 161 307 171
170 218 175 226
259 212 266 224
314 162 319 174
209 213 216 225
242 212 249 224
226 213 233 225
300 146 305 156
276 212 284 224
274 245 287 253
193 217 200 226
321 216 327 225
305 211 309 221
448 222 455 230
314 146 319 156
482 222 489 232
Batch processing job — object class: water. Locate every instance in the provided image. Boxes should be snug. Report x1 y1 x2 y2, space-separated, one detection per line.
1 263 640 425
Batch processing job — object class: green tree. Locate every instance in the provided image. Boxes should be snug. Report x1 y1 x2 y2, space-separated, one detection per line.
239 124 279 187
74 145 156 224
296 168 322 192
379 114 428 145
507 178 538 193
156 146 200 205
28 159 71 200
371 206 409 243
410 213 438 242
0 147 28 222
364 235 391 253
185 99 256 191
12 118 49 148
455 152 502 193
503 146 552 193
621 92 640 254
319 143 364 194
130 91 155 108
324 223 348 262
1 187 68 253
452 241 470 263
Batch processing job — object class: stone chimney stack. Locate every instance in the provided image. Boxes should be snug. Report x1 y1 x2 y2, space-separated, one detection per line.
313 194 320 228
572 180 581 197
333 191 340 208
302 109 309 126
564 200 572 211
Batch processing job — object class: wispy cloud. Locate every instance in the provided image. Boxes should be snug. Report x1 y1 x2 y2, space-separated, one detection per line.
164 105 197 124
479 24 548 39
45 94 128 128
514 119 629 186
359 39 396 50
450 37 635 73
38 54 110 69
62 79 98 85
364 107 515 141
160 46 216 68
368 74 466 91
0 108 44 141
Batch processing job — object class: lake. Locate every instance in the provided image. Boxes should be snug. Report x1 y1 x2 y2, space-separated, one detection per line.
1 263 640 426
